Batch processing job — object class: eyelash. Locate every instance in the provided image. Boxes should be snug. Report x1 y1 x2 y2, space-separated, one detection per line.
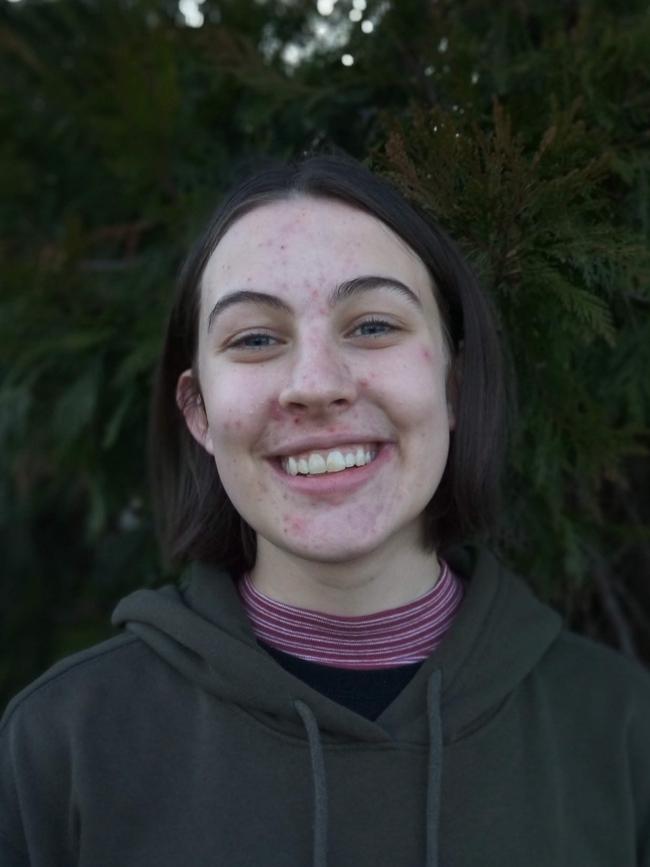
227 318 398 351
228 332 278 350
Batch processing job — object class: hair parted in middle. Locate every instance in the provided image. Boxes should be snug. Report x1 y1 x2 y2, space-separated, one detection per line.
149 151 506 575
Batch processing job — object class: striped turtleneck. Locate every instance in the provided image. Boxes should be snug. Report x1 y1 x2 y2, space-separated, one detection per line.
238 561 464 670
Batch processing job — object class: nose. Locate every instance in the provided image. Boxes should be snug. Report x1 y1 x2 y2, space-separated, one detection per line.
278 337 358 415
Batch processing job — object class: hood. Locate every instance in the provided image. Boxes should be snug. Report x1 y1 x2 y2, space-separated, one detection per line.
111 546 562 746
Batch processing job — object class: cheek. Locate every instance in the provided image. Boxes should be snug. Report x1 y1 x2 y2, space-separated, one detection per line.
221 418 243 433
204 395 261 460
377 347 448 417
399 381 447 427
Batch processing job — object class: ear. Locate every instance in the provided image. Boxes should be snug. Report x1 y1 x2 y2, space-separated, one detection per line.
176 369 214 455
446 345 463 431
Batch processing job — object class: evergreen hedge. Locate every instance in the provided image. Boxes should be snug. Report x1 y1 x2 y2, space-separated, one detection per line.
1 0 649 707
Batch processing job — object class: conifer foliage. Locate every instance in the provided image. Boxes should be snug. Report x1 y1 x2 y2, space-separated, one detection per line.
1 0 649 704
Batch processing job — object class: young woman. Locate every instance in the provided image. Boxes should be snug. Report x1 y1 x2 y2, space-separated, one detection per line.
2 154 649 867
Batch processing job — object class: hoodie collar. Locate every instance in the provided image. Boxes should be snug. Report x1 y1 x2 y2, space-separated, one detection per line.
111 546 562 745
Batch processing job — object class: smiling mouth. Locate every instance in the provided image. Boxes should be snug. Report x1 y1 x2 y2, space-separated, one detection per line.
279 445 379 476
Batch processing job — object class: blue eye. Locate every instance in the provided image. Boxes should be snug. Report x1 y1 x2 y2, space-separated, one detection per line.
229 332 279 350
353 318 397 337
228 319 398 352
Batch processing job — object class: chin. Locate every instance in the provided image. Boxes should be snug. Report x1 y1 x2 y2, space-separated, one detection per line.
277 531 394 566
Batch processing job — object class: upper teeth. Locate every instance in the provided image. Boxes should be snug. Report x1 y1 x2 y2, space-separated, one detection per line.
281 445 378 476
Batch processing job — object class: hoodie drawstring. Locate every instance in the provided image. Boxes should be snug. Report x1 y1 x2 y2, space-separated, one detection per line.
425 670 443 867
294 699 329 867
294 670 442 867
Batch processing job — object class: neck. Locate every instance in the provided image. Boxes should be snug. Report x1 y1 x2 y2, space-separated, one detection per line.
250 529 441 616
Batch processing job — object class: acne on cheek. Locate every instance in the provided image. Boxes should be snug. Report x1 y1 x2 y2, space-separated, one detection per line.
359 371 384 389
268 400 304 425
282 514 306 535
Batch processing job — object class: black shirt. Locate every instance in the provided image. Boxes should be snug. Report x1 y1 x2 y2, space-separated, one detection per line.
259 641 423 721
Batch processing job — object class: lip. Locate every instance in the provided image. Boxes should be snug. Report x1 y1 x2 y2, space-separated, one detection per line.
267 442 394 497
267 435 391 459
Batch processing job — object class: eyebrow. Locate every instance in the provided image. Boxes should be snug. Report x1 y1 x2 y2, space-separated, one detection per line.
206 275 423 333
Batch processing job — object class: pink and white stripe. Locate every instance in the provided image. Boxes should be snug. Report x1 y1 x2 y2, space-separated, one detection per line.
238 561 464 670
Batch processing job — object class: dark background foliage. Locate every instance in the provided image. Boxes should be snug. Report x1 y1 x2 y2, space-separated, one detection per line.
1 0 649 709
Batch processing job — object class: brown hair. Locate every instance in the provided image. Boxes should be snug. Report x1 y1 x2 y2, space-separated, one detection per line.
150 152 506 574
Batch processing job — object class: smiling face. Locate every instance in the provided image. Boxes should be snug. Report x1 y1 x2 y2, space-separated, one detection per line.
179 195 455 579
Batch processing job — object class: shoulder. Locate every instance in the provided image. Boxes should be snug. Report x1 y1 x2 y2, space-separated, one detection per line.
545 628 650 694
538 632 650 844
0 633 163 858
536 628 650 735
1 632 160 737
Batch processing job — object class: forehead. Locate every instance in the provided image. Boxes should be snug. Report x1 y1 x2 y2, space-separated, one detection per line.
200 196 435 310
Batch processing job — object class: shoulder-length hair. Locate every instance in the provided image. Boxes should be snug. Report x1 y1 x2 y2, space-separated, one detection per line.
150 152 506 574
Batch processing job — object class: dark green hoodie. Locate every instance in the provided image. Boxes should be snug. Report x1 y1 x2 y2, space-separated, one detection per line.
2 548 650 866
